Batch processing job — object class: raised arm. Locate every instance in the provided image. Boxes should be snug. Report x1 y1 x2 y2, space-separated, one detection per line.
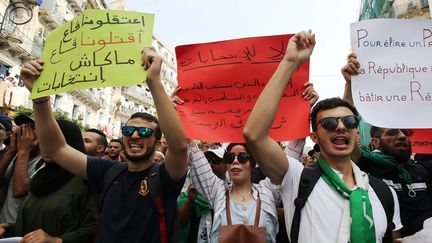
20 60 88 178
188 141 224 207
341 53 360 105
141 47 188 182
243 30 316 185
12 125 38 198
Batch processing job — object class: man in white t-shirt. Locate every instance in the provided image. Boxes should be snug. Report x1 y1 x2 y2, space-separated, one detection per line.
243 30 402 243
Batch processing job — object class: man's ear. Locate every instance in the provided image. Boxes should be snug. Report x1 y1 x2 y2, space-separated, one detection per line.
371 137 380 150
155 140 161 148
310 132 319 144
97 145 106 154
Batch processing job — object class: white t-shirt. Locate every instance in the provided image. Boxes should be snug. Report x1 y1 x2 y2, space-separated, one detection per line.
280 157 403 243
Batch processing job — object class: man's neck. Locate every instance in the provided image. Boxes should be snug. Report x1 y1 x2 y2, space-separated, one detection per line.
127 159 154 172
321 153 356 188
109 155 120 161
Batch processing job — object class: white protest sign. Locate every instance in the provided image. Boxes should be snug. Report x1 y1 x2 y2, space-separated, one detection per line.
350 19 432 128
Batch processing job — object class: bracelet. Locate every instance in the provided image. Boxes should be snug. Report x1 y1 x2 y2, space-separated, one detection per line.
32 96 50 105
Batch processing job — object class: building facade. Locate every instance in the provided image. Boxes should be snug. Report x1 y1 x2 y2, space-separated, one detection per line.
0 0 179 139
359 0 431 20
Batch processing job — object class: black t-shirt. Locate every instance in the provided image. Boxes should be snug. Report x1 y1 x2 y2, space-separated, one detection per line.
87 157 185 243
358 155 432 236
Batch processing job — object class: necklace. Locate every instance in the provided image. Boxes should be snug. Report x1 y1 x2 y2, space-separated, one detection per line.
232 189 251 211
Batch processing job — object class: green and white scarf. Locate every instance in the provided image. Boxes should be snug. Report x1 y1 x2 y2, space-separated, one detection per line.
317 156 376 243
360 146 415 184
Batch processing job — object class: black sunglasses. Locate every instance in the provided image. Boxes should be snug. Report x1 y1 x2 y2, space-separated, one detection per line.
384 129 413 137
317 115 360 131
223 152 250 164
121 126 154 138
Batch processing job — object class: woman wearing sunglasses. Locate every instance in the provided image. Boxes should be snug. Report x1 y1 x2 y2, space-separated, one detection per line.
188 141 279 243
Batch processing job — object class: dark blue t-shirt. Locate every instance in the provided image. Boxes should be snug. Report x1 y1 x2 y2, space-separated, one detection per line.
358 156 432 236
87 157 185 243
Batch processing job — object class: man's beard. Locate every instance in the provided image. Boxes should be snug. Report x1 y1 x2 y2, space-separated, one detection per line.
124 141 156 164
379 139 412 163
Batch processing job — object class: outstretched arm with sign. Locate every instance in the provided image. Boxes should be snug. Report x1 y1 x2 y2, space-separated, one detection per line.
243 30 316 185
21 59 89 179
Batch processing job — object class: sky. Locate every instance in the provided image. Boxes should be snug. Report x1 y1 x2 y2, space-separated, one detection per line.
123 0 361 100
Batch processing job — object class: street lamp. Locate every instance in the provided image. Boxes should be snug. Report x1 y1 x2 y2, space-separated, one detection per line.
0 0 36 41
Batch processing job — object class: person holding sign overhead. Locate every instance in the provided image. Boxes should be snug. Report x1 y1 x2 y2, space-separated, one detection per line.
342 53 432 239
17 46 188 243
243 30 402 243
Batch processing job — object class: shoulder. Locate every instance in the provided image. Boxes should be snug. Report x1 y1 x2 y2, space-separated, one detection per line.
87 156 120 170
416 160 432 175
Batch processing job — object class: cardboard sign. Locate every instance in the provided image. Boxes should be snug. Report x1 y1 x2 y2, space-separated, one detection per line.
32 9 154 98
410 129 432 154
175 34 310 142
350 19 432 128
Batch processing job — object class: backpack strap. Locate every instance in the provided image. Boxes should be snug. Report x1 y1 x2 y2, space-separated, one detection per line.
290 163 322 243
368 175 395 243
147 162 180 243
100 163 128 208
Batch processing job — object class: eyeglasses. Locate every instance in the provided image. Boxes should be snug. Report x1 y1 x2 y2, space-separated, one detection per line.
223 152 250 164
317 115 360 131
384 129 413 137
121 126 154 138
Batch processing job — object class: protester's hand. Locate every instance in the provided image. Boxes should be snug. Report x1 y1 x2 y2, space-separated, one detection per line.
302 82 319 107
7 130 18 153
341 53 360 84
21 229 62 243
0 223 9 236
20 60 44 92
187 184 198 202
170 86 184 108
284 30 316 65
141 46 163 82
17 125 38 153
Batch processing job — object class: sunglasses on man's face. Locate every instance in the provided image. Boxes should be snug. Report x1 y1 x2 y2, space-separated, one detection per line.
223 152 250 164
206 156 223 165
384 129 413 137
317 115 360 132
121 126 154 138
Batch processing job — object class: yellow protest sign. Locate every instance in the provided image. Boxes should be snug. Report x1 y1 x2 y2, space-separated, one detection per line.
32 9 154 98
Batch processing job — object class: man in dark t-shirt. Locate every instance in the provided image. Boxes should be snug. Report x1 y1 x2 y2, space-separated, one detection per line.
17 47 188 242
357 127 432 237
88 158 184 242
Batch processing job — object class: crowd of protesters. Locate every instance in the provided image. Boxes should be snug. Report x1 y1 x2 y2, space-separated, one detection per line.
0 30 427 243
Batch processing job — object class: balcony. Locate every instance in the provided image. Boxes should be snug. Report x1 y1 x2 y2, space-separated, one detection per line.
68 89 102 111
38 0 66 29
359 0 431 20
1 26 43 61
65 0 85 14
115 106 135 121
121 86 153 107
394 0 430 18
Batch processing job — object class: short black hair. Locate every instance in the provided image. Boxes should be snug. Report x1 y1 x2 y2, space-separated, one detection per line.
370 126 382 138
127 112 162 140
109 138 123 148
86 128 108 148
310 97 359 132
